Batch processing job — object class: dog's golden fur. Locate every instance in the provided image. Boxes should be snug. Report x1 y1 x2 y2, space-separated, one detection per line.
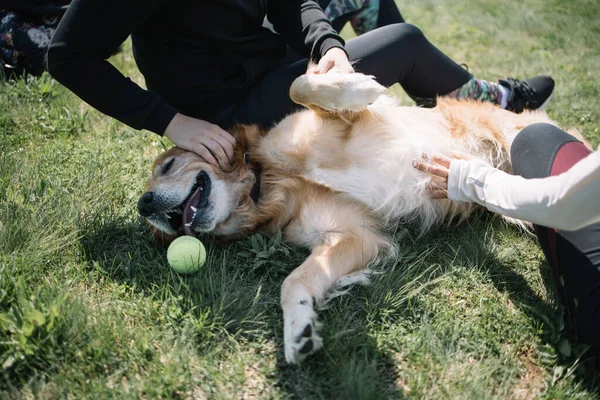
142 73 580 363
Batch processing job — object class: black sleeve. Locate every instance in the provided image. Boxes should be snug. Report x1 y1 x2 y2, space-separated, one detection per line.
47 0 177 135
267 0 346 61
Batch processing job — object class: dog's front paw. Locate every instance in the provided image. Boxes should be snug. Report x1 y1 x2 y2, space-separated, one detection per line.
283 300 323 364
290 73 386 112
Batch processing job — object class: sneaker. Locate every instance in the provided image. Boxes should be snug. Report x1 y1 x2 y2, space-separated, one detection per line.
499 76 555 113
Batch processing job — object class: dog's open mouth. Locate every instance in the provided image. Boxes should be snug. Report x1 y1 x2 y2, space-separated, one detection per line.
166 171 212 235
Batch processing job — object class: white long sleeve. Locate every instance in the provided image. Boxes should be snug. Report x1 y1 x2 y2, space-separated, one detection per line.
447 149 600 231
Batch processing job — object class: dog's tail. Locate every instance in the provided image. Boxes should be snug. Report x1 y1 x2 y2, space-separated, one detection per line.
289 72 386 115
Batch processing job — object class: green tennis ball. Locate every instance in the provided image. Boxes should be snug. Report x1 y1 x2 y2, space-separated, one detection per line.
167 236 206 274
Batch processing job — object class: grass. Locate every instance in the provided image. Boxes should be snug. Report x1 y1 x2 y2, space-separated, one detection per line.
1 0 599 398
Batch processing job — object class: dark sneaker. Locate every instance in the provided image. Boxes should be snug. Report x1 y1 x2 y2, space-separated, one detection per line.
499 76 555 113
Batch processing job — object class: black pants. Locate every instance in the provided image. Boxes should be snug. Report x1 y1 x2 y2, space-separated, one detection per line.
511 123 600 359
217 23 472 129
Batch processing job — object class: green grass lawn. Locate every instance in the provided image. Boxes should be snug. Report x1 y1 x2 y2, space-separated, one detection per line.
1 0 599 398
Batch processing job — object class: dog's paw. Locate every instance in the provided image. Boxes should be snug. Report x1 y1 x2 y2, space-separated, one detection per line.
333 73 386 111
290 73 385 112
283 300 323 364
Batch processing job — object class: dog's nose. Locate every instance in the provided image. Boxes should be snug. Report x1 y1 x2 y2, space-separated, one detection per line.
137 191 156 217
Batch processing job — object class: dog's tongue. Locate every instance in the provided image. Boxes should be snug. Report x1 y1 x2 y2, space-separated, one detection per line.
182 187 203 236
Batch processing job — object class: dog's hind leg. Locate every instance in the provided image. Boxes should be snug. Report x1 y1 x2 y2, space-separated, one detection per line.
280 196 391 364
289 72 386 116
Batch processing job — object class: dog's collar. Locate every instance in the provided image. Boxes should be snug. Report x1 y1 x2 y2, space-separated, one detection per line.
244 152 262 203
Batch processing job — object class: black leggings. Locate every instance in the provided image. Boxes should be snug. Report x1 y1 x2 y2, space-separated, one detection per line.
218 23 472 129
511 123 600 358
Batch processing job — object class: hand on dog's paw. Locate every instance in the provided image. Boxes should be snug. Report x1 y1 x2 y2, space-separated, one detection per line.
283 302 323 364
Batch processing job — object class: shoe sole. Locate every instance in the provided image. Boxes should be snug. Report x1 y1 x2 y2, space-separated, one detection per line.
535 91 553 111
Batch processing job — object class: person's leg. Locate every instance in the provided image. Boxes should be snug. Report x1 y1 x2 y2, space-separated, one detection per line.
228 58 308 128
345 24 472 98
230 23 473 127
318 0 360 32
344 24 553 111
376 0 405 26
511 123 600 359
231 24 552 128
319 0 404 33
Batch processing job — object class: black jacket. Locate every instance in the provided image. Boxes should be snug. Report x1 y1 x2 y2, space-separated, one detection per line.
47 0 345 134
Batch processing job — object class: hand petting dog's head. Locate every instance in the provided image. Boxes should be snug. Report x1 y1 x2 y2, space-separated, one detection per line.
139 125 265 244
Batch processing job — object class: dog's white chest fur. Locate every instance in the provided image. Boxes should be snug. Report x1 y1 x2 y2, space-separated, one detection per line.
261 104 458 223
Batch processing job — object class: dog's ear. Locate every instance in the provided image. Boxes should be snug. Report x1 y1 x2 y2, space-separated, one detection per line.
228 124 266 146
226 124 267 171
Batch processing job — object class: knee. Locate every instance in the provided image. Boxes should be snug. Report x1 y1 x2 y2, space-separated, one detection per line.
371 23 425 49
510 123 572 178
511 123 557 156
387 23 424 42
374 23 426 58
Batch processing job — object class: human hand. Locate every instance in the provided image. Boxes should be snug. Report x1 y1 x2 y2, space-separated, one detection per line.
312 47 354 74
163 113 236 168
412 152 474 199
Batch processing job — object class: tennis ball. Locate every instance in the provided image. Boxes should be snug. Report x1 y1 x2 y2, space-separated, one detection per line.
167 236 206 274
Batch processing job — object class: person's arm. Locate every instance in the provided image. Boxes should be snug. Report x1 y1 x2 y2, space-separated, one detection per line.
445 151 600 231
47 0 177 135
47 0 235 166
267 0 345 61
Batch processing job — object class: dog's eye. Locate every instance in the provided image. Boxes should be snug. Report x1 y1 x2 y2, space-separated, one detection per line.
161 158 175 175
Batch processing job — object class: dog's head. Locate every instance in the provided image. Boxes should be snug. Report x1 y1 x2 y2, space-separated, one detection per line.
138 125 264 243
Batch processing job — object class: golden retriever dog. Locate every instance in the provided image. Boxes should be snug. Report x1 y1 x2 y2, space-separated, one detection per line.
138 72 567 364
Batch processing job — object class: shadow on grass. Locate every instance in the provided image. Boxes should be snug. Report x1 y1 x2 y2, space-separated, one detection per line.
272 324 406 399
426 219 599 392
77 217 413 398
78 214 598 396
269 264 433 399
78 216 284 337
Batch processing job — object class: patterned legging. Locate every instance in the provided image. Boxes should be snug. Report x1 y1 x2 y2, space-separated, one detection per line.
0 9 62 77
319 0 404 34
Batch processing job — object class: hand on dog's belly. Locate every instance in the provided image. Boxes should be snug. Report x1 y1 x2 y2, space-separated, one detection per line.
303 161 429 222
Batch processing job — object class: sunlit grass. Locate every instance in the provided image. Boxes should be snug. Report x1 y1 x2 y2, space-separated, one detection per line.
1 0 598 397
